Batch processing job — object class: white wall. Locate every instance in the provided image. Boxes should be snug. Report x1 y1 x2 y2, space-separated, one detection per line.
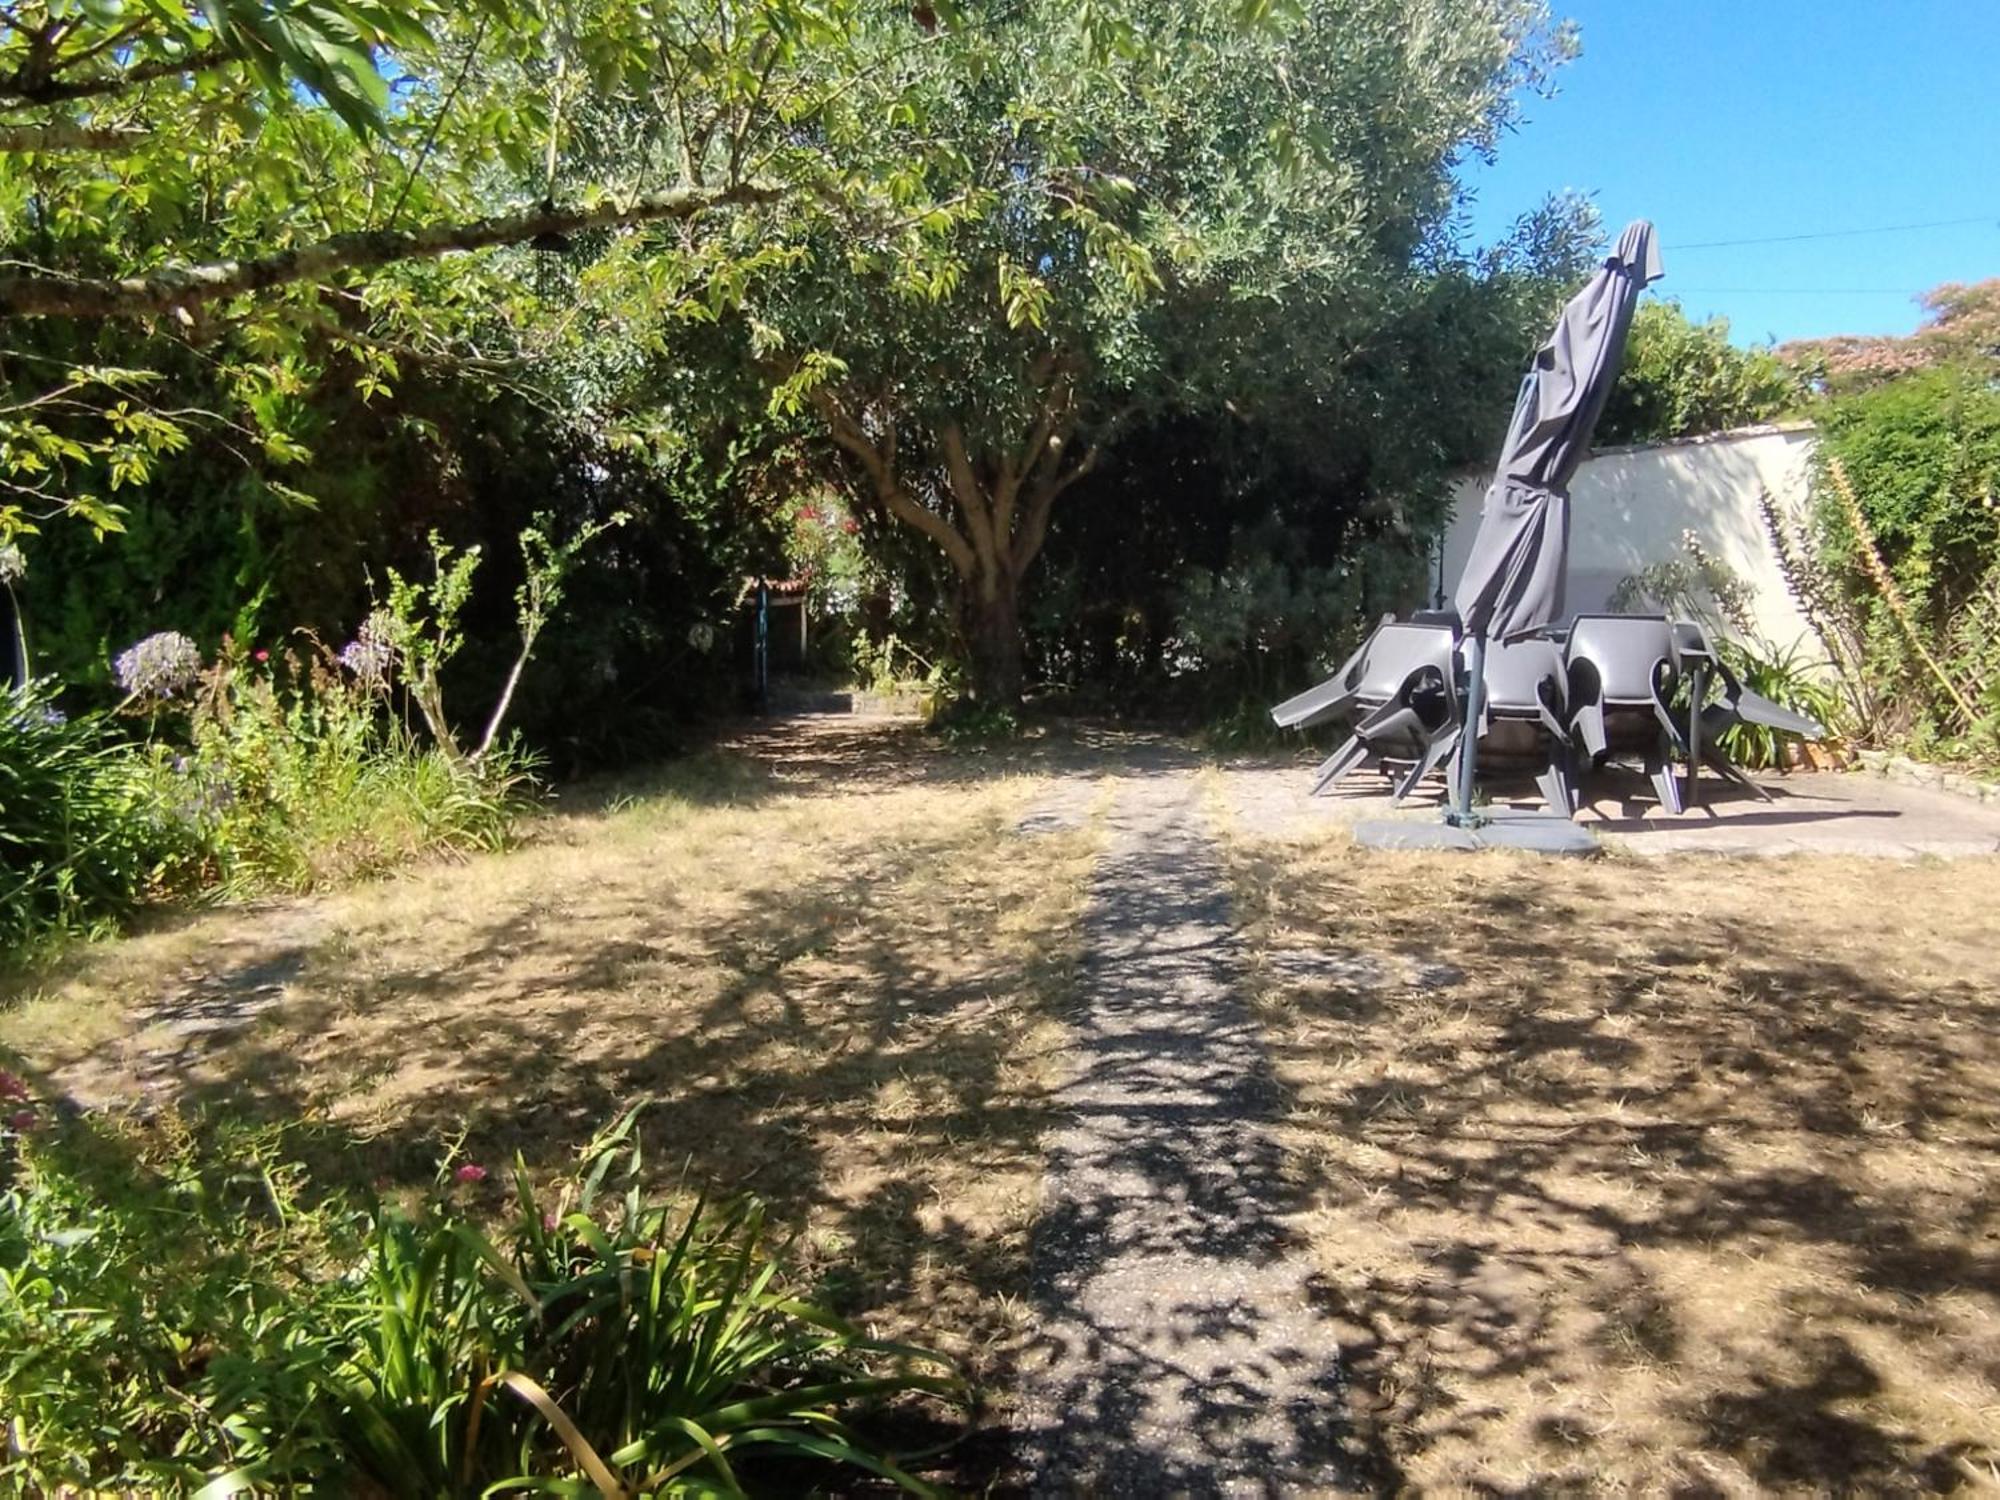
1438 423 1821 655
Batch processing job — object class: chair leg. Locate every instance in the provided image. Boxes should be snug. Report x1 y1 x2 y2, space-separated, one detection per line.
1647 730 1684 815
1701 743 1773 802
1310 734 1373 796
1393 727 1460 805
1574 700 1608 763
1535 743 1577 818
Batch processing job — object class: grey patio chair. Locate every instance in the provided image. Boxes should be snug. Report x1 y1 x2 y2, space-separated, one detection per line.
1565 614 1687 814
1675 621 1825 805
1301 621 1462 802
1476 635 1576 815
1270 614 1394 732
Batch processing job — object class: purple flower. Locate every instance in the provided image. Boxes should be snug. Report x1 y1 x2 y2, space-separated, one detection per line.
454 1163 488 1184
0 1069 27 1101
339 611 396 687
6 1109 33 1133
113 631 202 701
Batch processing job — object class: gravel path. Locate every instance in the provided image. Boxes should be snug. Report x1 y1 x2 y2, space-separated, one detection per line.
1014 771 1355 1494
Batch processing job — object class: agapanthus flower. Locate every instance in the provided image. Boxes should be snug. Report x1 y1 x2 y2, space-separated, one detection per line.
339 611 396 687
113 631 202 701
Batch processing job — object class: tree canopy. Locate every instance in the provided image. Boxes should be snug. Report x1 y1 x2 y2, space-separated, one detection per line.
5 0 1597 724
647 0 1581 698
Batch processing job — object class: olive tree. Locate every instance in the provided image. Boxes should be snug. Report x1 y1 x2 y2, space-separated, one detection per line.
729 0 1573 702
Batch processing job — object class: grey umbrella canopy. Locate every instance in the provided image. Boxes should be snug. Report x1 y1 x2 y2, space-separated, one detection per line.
1453 219 1664 639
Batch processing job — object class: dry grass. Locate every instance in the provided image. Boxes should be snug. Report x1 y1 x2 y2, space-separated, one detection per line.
1223 829 2000 1494
0 719 1101 1389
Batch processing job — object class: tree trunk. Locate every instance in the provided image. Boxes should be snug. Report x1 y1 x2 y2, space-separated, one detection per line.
963 573 1024 705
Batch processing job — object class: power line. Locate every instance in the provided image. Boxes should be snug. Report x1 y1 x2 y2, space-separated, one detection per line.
1669 287 1918 295
1674 215 1993 251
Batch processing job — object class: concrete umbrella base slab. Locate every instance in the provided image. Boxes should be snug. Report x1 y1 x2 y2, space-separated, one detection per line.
1354 809 1600 856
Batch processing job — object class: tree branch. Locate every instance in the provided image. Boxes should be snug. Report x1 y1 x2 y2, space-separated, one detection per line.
941 419 1001 581
0 43 230 107
1008 409 1130 577
814 392 977 578
0 121 147 152
0 180 781 319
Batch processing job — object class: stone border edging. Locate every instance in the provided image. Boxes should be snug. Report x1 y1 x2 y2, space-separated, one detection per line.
1853 749 2000 806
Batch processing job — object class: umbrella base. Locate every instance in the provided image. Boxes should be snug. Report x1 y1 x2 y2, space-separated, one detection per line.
1355 810 1598 857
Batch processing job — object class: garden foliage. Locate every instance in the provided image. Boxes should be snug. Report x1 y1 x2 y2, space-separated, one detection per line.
1803 297 2000 763
0 1103 959 1494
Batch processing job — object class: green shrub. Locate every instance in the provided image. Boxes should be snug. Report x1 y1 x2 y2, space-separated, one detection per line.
145 642 535 899
1713 637 1846 771
0 1104 963 1495
1810 363 2000 762
0 681 184 953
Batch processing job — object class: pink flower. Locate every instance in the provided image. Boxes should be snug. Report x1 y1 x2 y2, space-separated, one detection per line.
841 519 858 535
454 1163 488 1184
543 1211 560 1231
7 1109 34 1132
253 649 270 663
0 1070 27 1101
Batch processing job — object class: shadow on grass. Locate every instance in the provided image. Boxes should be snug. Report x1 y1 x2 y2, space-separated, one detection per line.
5 715 1141 1487
1229 837 2000 1492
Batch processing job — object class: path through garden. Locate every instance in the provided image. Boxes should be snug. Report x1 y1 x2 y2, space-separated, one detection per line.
1013 766 1353 1491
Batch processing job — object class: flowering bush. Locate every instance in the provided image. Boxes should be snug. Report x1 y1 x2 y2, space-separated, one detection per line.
4 634 535 957
111 630 201 702
138 638 533 898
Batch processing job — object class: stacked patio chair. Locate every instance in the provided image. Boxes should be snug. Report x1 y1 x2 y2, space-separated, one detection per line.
1563 613 1688 813
1271 621 1462 802
1478 635 1576 815
1275 610 1827 817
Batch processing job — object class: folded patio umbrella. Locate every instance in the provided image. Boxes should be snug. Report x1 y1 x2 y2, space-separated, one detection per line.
1453 219 1664 639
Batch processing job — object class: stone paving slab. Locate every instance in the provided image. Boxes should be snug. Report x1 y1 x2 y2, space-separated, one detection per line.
1222 760 2000 859
1014 773 1355 1494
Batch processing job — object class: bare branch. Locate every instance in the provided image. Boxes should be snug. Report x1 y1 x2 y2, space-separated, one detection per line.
1009 407 1131 577
941 420 1001 575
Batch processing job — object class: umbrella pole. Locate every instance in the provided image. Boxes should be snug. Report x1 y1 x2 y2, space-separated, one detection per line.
1448 630 1487 827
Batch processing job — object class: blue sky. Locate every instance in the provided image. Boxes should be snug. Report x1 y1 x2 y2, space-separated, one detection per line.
1458 1 2000 348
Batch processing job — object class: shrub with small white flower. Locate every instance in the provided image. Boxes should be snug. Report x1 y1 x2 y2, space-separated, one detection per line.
113 631 202 702
0 542 24 585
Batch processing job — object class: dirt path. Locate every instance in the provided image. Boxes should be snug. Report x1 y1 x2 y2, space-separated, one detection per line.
1013 769 1355 1493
